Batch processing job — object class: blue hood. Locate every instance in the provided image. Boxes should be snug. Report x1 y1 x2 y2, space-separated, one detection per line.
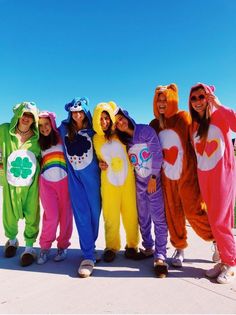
61 97 92 128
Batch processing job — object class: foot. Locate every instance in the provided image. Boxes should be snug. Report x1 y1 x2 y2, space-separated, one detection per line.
103 249 116 262
217 265 235 284
124 247 138 260
37 250 49 265
20 247 37 267
78 259 94 278
134 248 154 260
54 248 67 262
171 249 184 267
4 239 19 258
154 259 169 278
212 241 220 263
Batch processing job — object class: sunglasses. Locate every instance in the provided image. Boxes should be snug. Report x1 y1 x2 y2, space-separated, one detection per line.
190 94 205 102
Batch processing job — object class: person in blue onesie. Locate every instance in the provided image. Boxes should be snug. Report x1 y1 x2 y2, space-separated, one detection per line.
59 97 101 278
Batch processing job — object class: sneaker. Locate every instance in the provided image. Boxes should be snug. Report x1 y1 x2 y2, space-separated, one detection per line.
212 241 220 263
124 247 138 260
205 263 223 278
103 249 116 262
4 239 19 258
20 247 37 267
171 249 184 267
54 248 67 262
78 259 94 278
154 259 169 278
217 265 235 284
37 250 49 265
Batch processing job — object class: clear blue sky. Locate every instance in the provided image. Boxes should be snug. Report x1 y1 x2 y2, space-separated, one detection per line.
0 0 236 133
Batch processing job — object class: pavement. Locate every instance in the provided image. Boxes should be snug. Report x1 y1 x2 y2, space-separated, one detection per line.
0 186 236 314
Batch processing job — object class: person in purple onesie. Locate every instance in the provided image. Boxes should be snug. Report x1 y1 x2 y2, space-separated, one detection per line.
115 107 168 278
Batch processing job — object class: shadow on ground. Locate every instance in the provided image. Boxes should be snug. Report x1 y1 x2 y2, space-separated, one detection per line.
0 246 212 280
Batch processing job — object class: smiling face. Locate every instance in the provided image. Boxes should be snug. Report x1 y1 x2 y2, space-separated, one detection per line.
190 88 208 118
115 114 129 132
100 111 111 131
71 110 86 129
38 117 52 136
156 93 168 114
18 112 35 129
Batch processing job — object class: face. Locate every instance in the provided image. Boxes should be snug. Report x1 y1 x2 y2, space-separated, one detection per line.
71 110 85 126
100 112 111 131
156 93 167 114
18 112 34 128
190 88 208 117
115 114 129 132
38 117 52 136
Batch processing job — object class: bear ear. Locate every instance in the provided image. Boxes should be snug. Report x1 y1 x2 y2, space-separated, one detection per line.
80 97 89 106
64 102 72 112
168 83 178 92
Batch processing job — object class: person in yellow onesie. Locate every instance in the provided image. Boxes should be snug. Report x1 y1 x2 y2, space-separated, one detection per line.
93 101 139 262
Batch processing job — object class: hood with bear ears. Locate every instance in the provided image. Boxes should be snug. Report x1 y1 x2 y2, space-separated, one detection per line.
9 101 39 137
153 83 179 119
38 111 59 135
92 101 118 136
62 97 92 128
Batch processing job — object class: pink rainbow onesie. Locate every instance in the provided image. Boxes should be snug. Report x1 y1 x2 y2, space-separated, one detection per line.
39 112 73 251
189 83 236 266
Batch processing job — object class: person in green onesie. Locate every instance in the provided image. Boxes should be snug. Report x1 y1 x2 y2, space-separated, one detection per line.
0 102 40 267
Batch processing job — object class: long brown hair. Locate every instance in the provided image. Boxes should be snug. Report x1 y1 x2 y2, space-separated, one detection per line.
67 112 89 142
39 129 59 151
102 111 114 141
115 110 134 145
190 86 210 140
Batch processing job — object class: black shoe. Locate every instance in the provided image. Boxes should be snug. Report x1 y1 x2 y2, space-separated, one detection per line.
4 239 19 258
20 249 36 267
103 249 116 262
154 261 168 278
124 247 138 260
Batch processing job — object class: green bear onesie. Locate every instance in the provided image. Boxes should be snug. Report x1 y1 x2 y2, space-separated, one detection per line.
0 102 40 246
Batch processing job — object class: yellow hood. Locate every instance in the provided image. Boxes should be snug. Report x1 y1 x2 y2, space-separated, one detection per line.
93 101 118 136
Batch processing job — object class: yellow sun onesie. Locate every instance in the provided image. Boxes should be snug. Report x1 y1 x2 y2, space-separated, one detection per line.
93 102 139 252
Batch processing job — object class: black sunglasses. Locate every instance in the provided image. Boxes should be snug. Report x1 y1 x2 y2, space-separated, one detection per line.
190 94 205 102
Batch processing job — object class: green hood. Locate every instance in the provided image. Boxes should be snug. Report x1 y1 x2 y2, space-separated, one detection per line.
9 102 39 139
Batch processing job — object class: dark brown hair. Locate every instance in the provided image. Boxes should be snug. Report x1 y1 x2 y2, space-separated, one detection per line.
39 129 59 151
102 111 114 141
115 110 134 145
67 112 89 142
190 86 210 139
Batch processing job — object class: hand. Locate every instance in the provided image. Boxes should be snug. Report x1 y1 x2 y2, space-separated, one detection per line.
206 93 222 109
99 160 108 170
147 177 157 194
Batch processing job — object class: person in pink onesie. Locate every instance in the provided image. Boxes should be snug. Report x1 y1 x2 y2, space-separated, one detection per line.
189 83 236 284
37 111 73 264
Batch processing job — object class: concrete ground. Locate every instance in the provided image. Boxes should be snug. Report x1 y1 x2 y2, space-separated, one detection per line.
0 187 236 314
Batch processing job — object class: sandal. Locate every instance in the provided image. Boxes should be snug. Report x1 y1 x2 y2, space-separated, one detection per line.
78 259 94 278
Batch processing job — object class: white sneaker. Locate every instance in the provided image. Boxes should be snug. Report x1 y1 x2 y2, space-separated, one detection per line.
78 259 94 278
37 250 49 265
212 242 220 263
217 265 235 284
206 263 223 278
171 249 184 267
54 248 67 262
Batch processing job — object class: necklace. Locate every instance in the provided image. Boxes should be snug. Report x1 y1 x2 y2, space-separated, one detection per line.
16 126 31 135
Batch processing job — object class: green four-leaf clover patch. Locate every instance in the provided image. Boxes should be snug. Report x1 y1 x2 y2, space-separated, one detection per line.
10 157 32 178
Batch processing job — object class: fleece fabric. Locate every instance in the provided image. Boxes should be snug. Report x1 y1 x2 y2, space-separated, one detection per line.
0 102 40 246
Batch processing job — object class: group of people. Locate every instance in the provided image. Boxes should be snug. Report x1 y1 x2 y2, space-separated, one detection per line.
0 82 235 284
